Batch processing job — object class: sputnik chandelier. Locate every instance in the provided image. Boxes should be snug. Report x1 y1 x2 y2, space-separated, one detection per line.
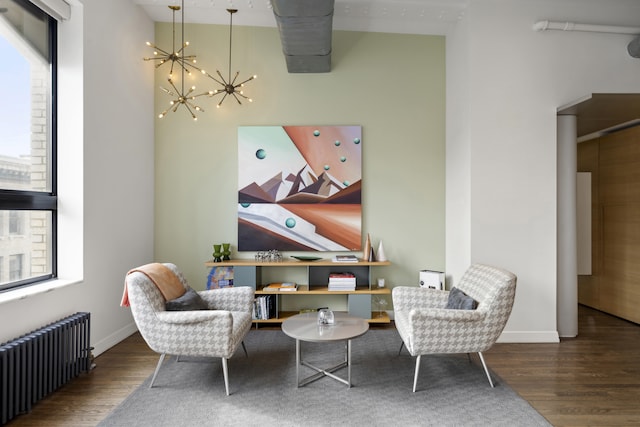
147 0 211 120
202 8 257 108
143 4 199 79
144 3 257 118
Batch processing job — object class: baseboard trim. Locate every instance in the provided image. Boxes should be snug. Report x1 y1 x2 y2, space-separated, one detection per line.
93 322 138 356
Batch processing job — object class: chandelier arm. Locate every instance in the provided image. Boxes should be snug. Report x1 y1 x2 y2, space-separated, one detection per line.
205 72 226 86
143 56 159 61
235 75 256 87
215 70 229 86
231 92 243 105
178 60 201 76
167 78 180 94
192 90 213 98
184 106 196 119
230 70 240 86
144 44 171 57
234 91 250 100
160 86 175 96
185 99 203 114
182 103 196 119
217 92 229 107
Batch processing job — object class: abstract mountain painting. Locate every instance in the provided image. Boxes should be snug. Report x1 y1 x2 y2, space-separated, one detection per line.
238 125 362 251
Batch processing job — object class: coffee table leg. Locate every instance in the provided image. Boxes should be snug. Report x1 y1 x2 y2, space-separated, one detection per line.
347 339 352 388
295 339 353 387
296 338 301 388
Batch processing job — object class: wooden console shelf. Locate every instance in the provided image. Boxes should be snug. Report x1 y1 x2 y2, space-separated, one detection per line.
204 258 391 324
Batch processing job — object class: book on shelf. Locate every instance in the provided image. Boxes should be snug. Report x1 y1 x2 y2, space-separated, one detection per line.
328 272 356 283
332 255 359 263
328 282 356 291
252 294 277 320
329 272 355 279
262 282 298 292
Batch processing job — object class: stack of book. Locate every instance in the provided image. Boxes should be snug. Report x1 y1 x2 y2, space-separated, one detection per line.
328 272 356 291
262 282 298 292
332 254 359 263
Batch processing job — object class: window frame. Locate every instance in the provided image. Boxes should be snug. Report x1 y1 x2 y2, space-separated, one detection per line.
0 6 58 292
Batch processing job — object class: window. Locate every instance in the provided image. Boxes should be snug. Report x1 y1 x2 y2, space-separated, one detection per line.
0 0 57 291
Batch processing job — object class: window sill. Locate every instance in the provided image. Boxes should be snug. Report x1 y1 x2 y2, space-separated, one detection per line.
0 278 82 305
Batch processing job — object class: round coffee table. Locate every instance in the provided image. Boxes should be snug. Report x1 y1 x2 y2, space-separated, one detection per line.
281 312 369 388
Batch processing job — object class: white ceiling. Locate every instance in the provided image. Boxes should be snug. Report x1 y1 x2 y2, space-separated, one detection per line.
132 0 468 35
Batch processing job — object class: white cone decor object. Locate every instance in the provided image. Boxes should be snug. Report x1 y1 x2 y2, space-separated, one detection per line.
376 240 387 262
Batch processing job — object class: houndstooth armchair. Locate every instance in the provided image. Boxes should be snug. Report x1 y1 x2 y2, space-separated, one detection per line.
392 264 516 392
125 263 254 395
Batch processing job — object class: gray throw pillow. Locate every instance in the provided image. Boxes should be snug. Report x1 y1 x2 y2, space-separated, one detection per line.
165 288 209 311
445 287 477 310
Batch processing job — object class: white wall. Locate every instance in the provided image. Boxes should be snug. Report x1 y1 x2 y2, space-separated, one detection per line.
446 0 640 342
0 0 154 356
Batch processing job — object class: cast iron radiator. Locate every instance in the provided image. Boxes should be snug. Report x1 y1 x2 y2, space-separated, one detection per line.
0 312 91 425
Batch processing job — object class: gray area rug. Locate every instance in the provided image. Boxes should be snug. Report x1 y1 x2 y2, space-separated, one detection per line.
99 329 551 427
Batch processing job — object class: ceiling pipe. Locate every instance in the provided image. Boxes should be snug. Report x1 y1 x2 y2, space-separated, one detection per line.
533 20 640 58
629 35 640 58
533 20 640 35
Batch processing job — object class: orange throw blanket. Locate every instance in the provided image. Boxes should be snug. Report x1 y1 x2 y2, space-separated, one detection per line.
120 263 185 307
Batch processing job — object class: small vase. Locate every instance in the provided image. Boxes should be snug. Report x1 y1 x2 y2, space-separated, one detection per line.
212 244 222 262
376 240 387 262
222 243 231 261
363 233 372 261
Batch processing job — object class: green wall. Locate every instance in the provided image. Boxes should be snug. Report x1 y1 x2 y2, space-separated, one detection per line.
153 22 445 304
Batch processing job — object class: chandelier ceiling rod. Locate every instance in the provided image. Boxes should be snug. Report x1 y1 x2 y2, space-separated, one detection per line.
226 8 234 89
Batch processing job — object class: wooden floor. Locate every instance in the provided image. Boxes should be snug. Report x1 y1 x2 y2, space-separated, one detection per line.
6 305 640 426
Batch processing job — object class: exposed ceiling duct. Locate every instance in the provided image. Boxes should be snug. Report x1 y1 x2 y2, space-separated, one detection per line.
271 0 334 73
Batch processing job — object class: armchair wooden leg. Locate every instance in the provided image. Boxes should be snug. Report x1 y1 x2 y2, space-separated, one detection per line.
241 341 248 357
398 341 405 355
477 352 494 388
222 357 230 396
412 355 421 392
149 353 166 388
